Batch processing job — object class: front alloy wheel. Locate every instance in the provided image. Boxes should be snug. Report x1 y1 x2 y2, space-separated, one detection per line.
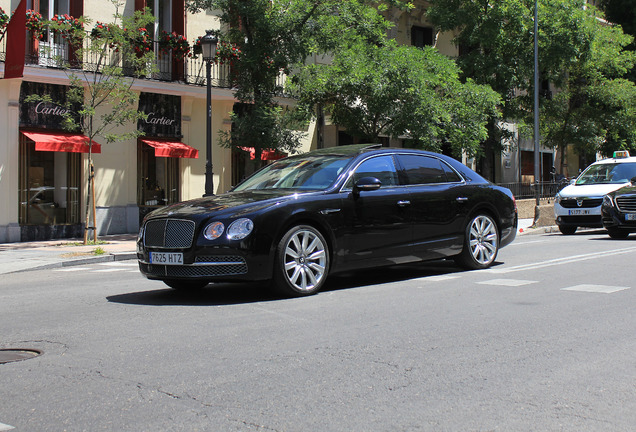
455 214 499 270
273 225 329 296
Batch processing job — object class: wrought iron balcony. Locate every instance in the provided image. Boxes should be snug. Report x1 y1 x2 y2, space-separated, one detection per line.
1 31 288 91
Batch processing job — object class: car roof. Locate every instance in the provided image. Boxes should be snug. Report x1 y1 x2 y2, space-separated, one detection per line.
590 156 636 165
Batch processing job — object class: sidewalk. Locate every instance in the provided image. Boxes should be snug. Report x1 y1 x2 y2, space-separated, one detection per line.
0 234 138 275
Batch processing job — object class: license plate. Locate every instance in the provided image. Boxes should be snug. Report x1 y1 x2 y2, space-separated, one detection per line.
626 214 636 221
568 209 591 215
150 252 183 265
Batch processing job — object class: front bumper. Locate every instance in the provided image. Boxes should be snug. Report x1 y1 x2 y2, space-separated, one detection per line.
554 202 603 228
601 206 636 232
137 243 274 283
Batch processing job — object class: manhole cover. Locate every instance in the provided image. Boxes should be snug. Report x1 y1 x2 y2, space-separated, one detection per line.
0 349 43 364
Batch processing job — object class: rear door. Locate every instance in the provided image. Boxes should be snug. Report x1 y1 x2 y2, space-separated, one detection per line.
395 154 466 259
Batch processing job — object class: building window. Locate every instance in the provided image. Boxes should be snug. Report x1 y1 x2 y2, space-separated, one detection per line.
138 142 180 208
411 26 434 48
19 136 81 225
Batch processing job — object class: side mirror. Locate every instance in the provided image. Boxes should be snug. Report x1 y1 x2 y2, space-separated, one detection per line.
631 176 636 184
353 176 382 195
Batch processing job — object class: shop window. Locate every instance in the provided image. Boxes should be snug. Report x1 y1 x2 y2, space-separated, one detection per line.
19 135 81 225
138 141 180 207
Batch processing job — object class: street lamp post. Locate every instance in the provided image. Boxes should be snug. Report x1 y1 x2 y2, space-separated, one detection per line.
201 30 218 197
533 0 541 224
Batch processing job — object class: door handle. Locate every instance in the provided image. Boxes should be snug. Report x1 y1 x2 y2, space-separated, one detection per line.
397 200 411 207
456 197 468 203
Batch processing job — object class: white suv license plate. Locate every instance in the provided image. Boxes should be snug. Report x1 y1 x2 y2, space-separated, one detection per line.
568 209 591 215
626 214 636 221
150 252 184 265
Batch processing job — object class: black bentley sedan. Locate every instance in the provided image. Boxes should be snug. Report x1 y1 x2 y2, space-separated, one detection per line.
601 181 636 239
137 144 517 296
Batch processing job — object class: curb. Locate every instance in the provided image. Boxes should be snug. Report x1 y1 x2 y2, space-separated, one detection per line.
11 251 137 274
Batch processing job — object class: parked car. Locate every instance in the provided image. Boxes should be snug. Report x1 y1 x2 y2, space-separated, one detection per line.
601 181 636 239
554 151 636 235
137 144 518 296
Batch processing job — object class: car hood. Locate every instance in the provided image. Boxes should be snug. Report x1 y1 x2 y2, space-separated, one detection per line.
559 183 629 198
146 189 313 220
609 184 636 196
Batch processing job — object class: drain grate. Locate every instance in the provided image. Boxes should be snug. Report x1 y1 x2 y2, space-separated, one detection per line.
0 349 43 364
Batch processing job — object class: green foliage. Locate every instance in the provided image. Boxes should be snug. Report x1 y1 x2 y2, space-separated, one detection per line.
427 0 636 158
184 0 411 155
290 41 500 157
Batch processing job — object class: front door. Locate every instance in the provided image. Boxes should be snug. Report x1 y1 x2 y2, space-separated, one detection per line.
339 155 414 267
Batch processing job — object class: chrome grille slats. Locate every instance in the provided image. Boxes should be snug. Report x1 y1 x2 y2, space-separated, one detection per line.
144 219 195 249
616 195 636 212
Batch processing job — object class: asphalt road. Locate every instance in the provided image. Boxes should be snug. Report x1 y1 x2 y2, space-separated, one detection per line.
1 230 635 431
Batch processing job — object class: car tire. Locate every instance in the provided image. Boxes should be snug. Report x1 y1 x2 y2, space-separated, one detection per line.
273 225 330 296
558 225 577 235
163 280 209 291
455 214 499 270
607 228 629 239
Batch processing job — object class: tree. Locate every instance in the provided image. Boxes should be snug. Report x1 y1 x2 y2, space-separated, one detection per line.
427 0 636 173
600 0 636 82
185 0 411 160
290 40 500 158
30 0 156 243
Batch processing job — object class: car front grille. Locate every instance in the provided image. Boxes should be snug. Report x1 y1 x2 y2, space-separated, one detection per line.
139 256 248 278
144 219 195 249
559 198 603 209
616 195 636 212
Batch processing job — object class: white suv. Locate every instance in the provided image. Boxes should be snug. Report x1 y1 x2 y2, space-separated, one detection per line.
554 152 636 235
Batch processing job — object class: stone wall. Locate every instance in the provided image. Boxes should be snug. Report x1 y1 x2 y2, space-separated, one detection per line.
517 198 555 227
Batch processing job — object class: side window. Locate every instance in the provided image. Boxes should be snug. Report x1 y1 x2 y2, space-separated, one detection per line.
346 155 399 188
441 161 462 182
398 155 447 185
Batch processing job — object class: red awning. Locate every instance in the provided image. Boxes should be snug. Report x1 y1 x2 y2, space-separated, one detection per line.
141 139 199 158
240 147 287 161
22 131 101 153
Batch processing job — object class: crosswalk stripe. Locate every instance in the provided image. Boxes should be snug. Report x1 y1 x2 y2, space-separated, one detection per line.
561 284 630 294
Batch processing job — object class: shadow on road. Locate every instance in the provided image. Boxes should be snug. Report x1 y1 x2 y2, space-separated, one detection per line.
107 258 485 307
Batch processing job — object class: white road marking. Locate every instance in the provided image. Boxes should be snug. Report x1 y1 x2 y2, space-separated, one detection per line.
0 422 15 431
561 284 630 294
97 262 139 267
94 269 125 272
477 279 537 287
486 246 636 274
53 267 92 272
414 275 461 282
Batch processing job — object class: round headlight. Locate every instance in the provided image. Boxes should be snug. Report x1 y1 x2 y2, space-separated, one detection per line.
203 221 225 240
227 218 254 240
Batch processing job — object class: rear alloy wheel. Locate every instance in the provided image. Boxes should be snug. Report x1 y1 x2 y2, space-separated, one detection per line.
273 225 329 296
455 214 499 270
559 225 577 235
164 280 209 291
607 227 629 239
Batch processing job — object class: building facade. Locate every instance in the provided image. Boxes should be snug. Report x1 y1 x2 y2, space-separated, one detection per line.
1 0 562 243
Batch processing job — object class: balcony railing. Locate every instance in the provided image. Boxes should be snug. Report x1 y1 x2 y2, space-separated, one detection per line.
1 32 288 91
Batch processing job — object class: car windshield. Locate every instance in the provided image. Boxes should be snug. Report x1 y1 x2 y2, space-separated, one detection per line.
575 162 636 185
232 155 352 192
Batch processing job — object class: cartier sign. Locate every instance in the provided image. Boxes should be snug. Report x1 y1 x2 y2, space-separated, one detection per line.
19 82 80 130
138 93 181 137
